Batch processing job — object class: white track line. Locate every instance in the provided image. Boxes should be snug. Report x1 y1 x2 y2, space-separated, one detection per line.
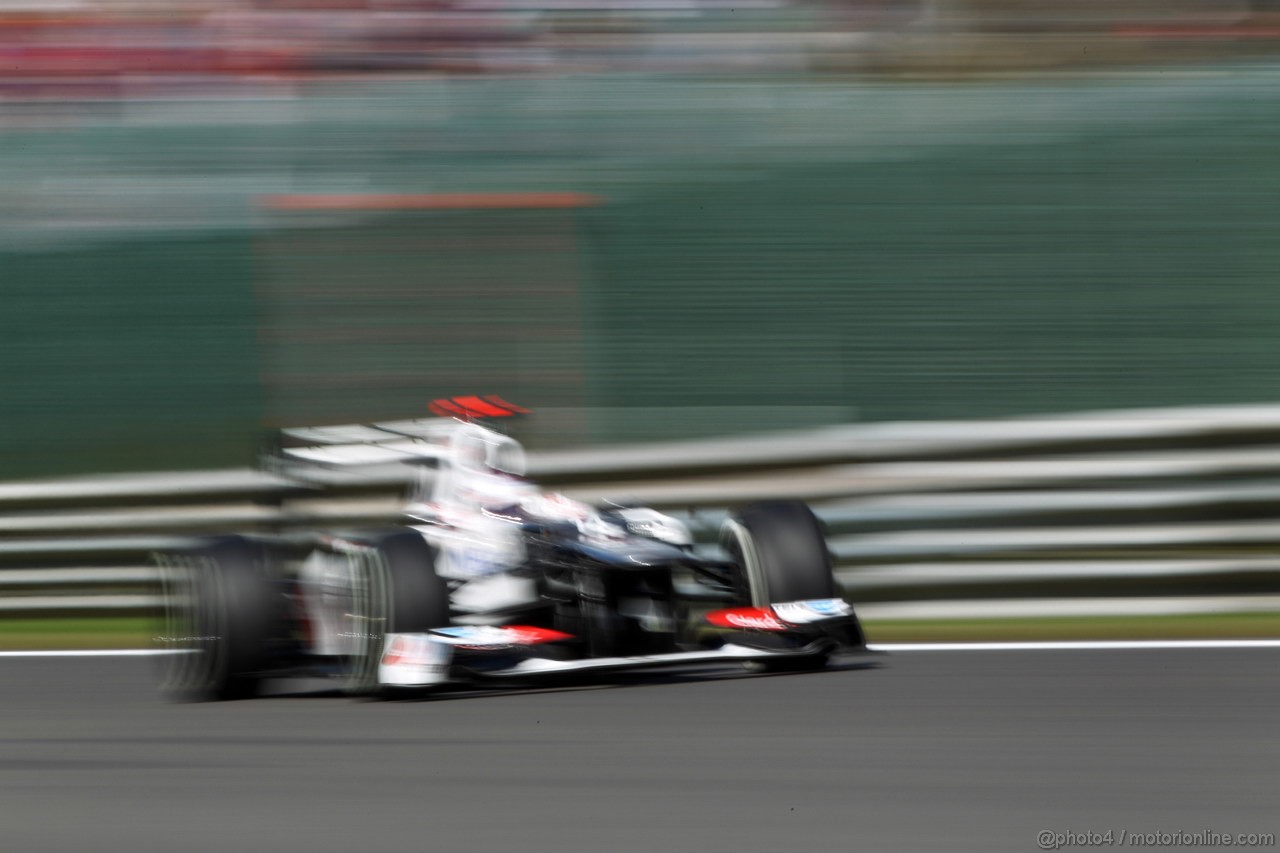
868 640 1280 652
3 640 1280 658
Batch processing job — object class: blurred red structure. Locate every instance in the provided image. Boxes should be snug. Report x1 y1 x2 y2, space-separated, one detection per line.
4 0 1279 97
0 0 548 92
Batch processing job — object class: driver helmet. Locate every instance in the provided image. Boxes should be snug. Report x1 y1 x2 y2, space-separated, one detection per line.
449 423 527 477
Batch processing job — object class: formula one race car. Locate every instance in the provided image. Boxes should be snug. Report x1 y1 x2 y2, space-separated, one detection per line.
155 398 866 700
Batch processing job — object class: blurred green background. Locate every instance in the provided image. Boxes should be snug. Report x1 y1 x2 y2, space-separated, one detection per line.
4 68 1280 477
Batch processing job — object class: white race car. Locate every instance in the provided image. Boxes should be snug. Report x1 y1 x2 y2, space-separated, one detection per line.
156 397 866 700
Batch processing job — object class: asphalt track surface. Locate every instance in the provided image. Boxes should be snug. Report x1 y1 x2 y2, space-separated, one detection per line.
3 650 1277 853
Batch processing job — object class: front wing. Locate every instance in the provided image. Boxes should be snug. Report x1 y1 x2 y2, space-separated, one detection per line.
378 598 864 688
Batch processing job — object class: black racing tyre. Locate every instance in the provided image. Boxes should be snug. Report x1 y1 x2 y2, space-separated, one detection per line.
721 500 837 607
721 501 847 672
578 572 623 658
155 537 280 702
550 573 618 659
340 529 450 697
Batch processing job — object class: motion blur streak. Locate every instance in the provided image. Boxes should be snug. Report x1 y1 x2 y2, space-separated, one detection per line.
3 5 1280 842
2 652 1278 853
6 639 1280 656
873 640 1280 651
5 1 1280 477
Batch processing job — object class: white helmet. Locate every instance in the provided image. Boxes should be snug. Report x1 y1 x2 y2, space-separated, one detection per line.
448 423 527 477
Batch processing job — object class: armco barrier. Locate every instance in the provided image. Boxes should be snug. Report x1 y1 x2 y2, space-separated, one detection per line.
3 403 1280 618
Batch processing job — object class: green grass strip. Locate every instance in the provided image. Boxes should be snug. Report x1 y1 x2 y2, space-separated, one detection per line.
1 612 1278 651
0 617 153 651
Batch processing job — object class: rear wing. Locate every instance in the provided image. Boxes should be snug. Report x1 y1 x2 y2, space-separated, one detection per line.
266 397 530 474
276 420 457 468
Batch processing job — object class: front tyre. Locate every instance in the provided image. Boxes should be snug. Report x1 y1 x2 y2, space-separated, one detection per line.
339 529 450 697
721 501 856 671
722 500 837 606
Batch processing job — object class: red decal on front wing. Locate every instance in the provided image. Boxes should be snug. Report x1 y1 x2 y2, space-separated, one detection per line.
503 626 574 645
705 607 788 631
432 625 576 650
381 636 412 666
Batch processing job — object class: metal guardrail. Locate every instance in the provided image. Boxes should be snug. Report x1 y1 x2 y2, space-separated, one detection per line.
4 403 1280 618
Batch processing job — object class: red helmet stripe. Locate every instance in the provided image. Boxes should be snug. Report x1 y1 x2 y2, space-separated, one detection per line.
452 396 514 418
430 396 530 419
430 398 470 418
485 395 531 415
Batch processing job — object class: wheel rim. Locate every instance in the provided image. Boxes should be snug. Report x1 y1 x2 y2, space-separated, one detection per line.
155 553 222 697
342 547 391 696
721 519 768 607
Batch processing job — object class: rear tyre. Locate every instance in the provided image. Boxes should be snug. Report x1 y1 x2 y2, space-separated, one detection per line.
720 501 847 672
155 537 280 701
340 529 450 697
